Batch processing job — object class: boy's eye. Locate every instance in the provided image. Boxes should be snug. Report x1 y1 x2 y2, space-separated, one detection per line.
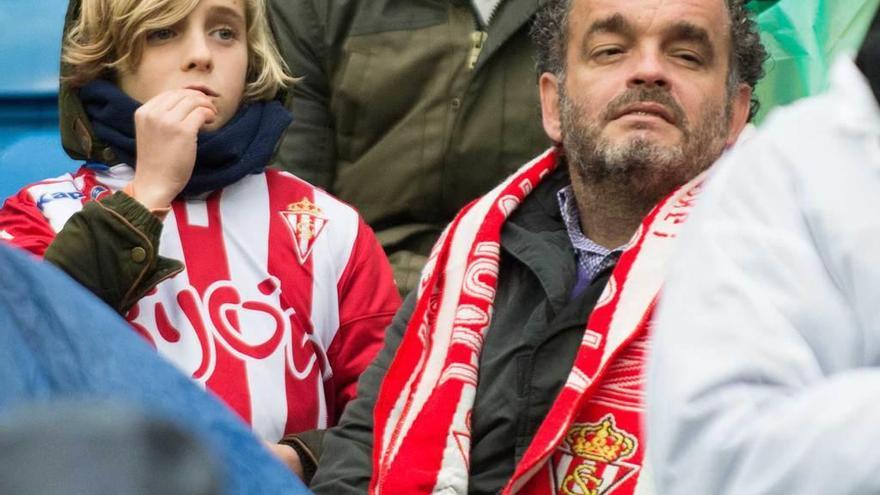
146 28 176 43
211 27 239 41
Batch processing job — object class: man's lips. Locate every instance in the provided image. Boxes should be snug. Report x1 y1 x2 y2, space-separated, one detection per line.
613 102 675 124
186 85 219 97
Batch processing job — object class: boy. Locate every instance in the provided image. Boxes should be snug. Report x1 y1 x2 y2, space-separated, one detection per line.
0 0 400 472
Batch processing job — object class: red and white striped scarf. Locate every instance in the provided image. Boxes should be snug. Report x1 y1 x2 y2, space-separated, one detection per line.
370 148 705 494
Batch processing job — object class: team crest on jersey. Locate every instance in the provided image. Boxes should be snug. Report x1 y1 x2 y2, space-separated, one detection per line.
554 415 639 495
90 185 110 201
280 197 328 264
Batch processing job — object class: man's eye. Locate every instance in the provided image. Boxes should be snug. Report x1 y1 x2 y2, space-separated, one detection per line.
674 51 703 65
146 28 176 42
592 47 625 61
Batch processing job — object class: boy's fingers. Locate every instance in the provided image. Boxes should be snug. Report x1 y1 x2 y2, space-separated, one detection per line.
165 92 218 121
173 89 218 114
142 90 189 113
140 89 217 117
181 106 217 133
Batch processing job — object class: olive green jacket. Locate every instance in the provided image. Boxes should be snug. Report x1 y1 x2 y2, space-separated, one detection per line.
44 193 183 315
268 0 551 293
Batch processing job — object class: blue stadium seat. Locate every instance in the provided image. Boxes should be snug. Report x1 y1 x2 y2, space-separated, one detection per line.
0 0 79 199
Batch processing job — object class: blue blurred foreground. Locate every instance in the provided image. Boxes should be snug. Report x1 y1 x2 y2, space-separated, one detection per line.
0 243 309 494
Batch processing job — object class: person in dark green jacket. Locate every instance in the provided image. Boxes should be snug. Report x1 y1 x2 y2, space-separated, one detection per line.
268 0 552 294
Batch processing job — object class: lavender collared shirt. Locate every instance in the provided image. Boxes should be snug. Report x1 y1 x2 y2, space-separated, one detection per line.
556 185 623 298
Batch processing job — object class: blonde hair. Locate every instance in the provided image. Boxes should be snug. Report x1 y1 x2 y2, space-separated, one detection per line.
62 0 293 100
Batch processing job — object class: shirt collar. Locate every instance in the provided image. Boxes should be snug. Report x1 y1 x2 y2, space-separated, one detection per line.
556 185 625 257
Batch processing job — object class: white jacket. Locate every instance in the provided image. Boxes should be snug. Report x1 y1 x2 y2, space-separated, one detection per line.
647 58 880 494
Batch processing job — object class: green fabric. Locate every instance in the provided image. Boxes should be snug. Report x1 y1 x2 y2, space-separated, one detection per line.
44 192 183 315
267 0 550 296
751 0 880 122
280 429 325 486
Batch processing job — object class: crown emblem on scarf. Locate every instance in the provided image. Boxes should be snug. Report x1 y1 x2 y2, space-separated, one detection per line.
566 416 636 464
280 197 328 264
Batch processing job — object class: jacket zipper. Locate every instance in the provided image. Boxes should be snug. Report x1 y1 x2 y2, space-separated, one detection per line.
468 30 488 69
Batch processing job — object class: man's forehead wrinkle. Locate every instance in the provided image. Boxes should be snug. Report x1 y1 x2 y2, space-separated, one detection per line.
637 0 663 33
582 0 723 38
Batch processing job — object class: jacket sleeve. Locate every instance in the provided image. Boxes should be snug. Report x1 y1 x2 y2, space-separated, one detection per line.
327 218 402 422
309 290 416 494
647 122 880 494
267 0 336 189
0 190 182 315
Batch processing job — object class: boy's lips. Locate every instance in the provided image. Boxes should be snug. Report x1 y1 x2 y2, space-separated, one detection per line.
186 85 220 97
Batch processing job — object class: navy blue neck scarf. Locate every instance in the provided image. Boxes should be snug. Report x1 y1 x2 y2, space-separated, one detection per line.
79 79 292 197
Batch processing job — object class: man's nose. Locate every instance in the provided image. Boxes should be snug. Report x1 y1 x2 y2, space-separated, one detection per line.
182 34 213 72
627 50 669 89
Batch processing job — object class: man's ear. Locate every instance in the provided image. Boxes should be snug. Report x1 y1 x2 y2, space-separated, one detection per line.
725 83 753 147
540 72 563 143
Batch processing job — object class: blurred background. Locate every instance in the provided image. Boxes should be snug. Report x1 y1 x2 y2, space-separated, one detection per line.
0 0 877 199
0 0 77 199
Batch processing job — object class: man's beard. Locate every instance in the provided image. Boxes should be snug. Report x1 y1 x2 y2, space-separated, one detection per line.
560 85 731 198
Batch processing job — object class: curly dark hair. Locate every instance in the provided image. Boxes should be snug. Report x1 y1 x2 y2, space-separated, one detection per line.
531 0 768 121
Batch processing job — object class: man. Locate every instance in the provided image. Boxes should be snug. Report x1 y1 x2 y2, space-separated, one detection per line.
267 0 552 294
647 9 880 494
301 0 766 493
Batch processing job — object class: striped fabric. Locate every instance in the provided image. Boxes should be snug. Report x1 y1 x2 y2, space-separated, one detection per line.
0 164 400 441
370 147 706 494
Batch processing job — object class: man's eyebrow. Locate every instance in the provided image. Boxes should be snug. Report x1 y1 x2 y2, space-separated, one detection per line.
665 22 716 63
207 6 246 25
584 13 636 42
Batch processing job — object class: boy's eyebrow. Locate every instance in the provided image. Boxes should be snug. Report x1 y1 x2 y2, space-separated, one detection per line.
207 5 246 26
664 21 716 63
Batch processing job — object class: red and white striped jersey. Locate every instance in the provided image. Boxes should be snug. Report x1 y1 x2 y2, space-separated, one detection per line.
0 164 401 441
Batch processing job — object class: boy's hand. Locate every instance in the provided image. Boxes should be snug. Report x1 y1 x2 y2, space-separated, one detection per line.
129 89 218 209
263 441 304 479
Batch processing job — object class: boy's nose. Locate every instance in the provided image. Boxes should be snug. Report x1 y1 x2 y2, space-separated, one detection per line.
182 35 213 72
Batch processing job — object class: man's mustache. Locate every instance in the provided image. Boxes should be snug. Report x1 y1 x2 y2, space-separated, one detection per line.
602 88 687 127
